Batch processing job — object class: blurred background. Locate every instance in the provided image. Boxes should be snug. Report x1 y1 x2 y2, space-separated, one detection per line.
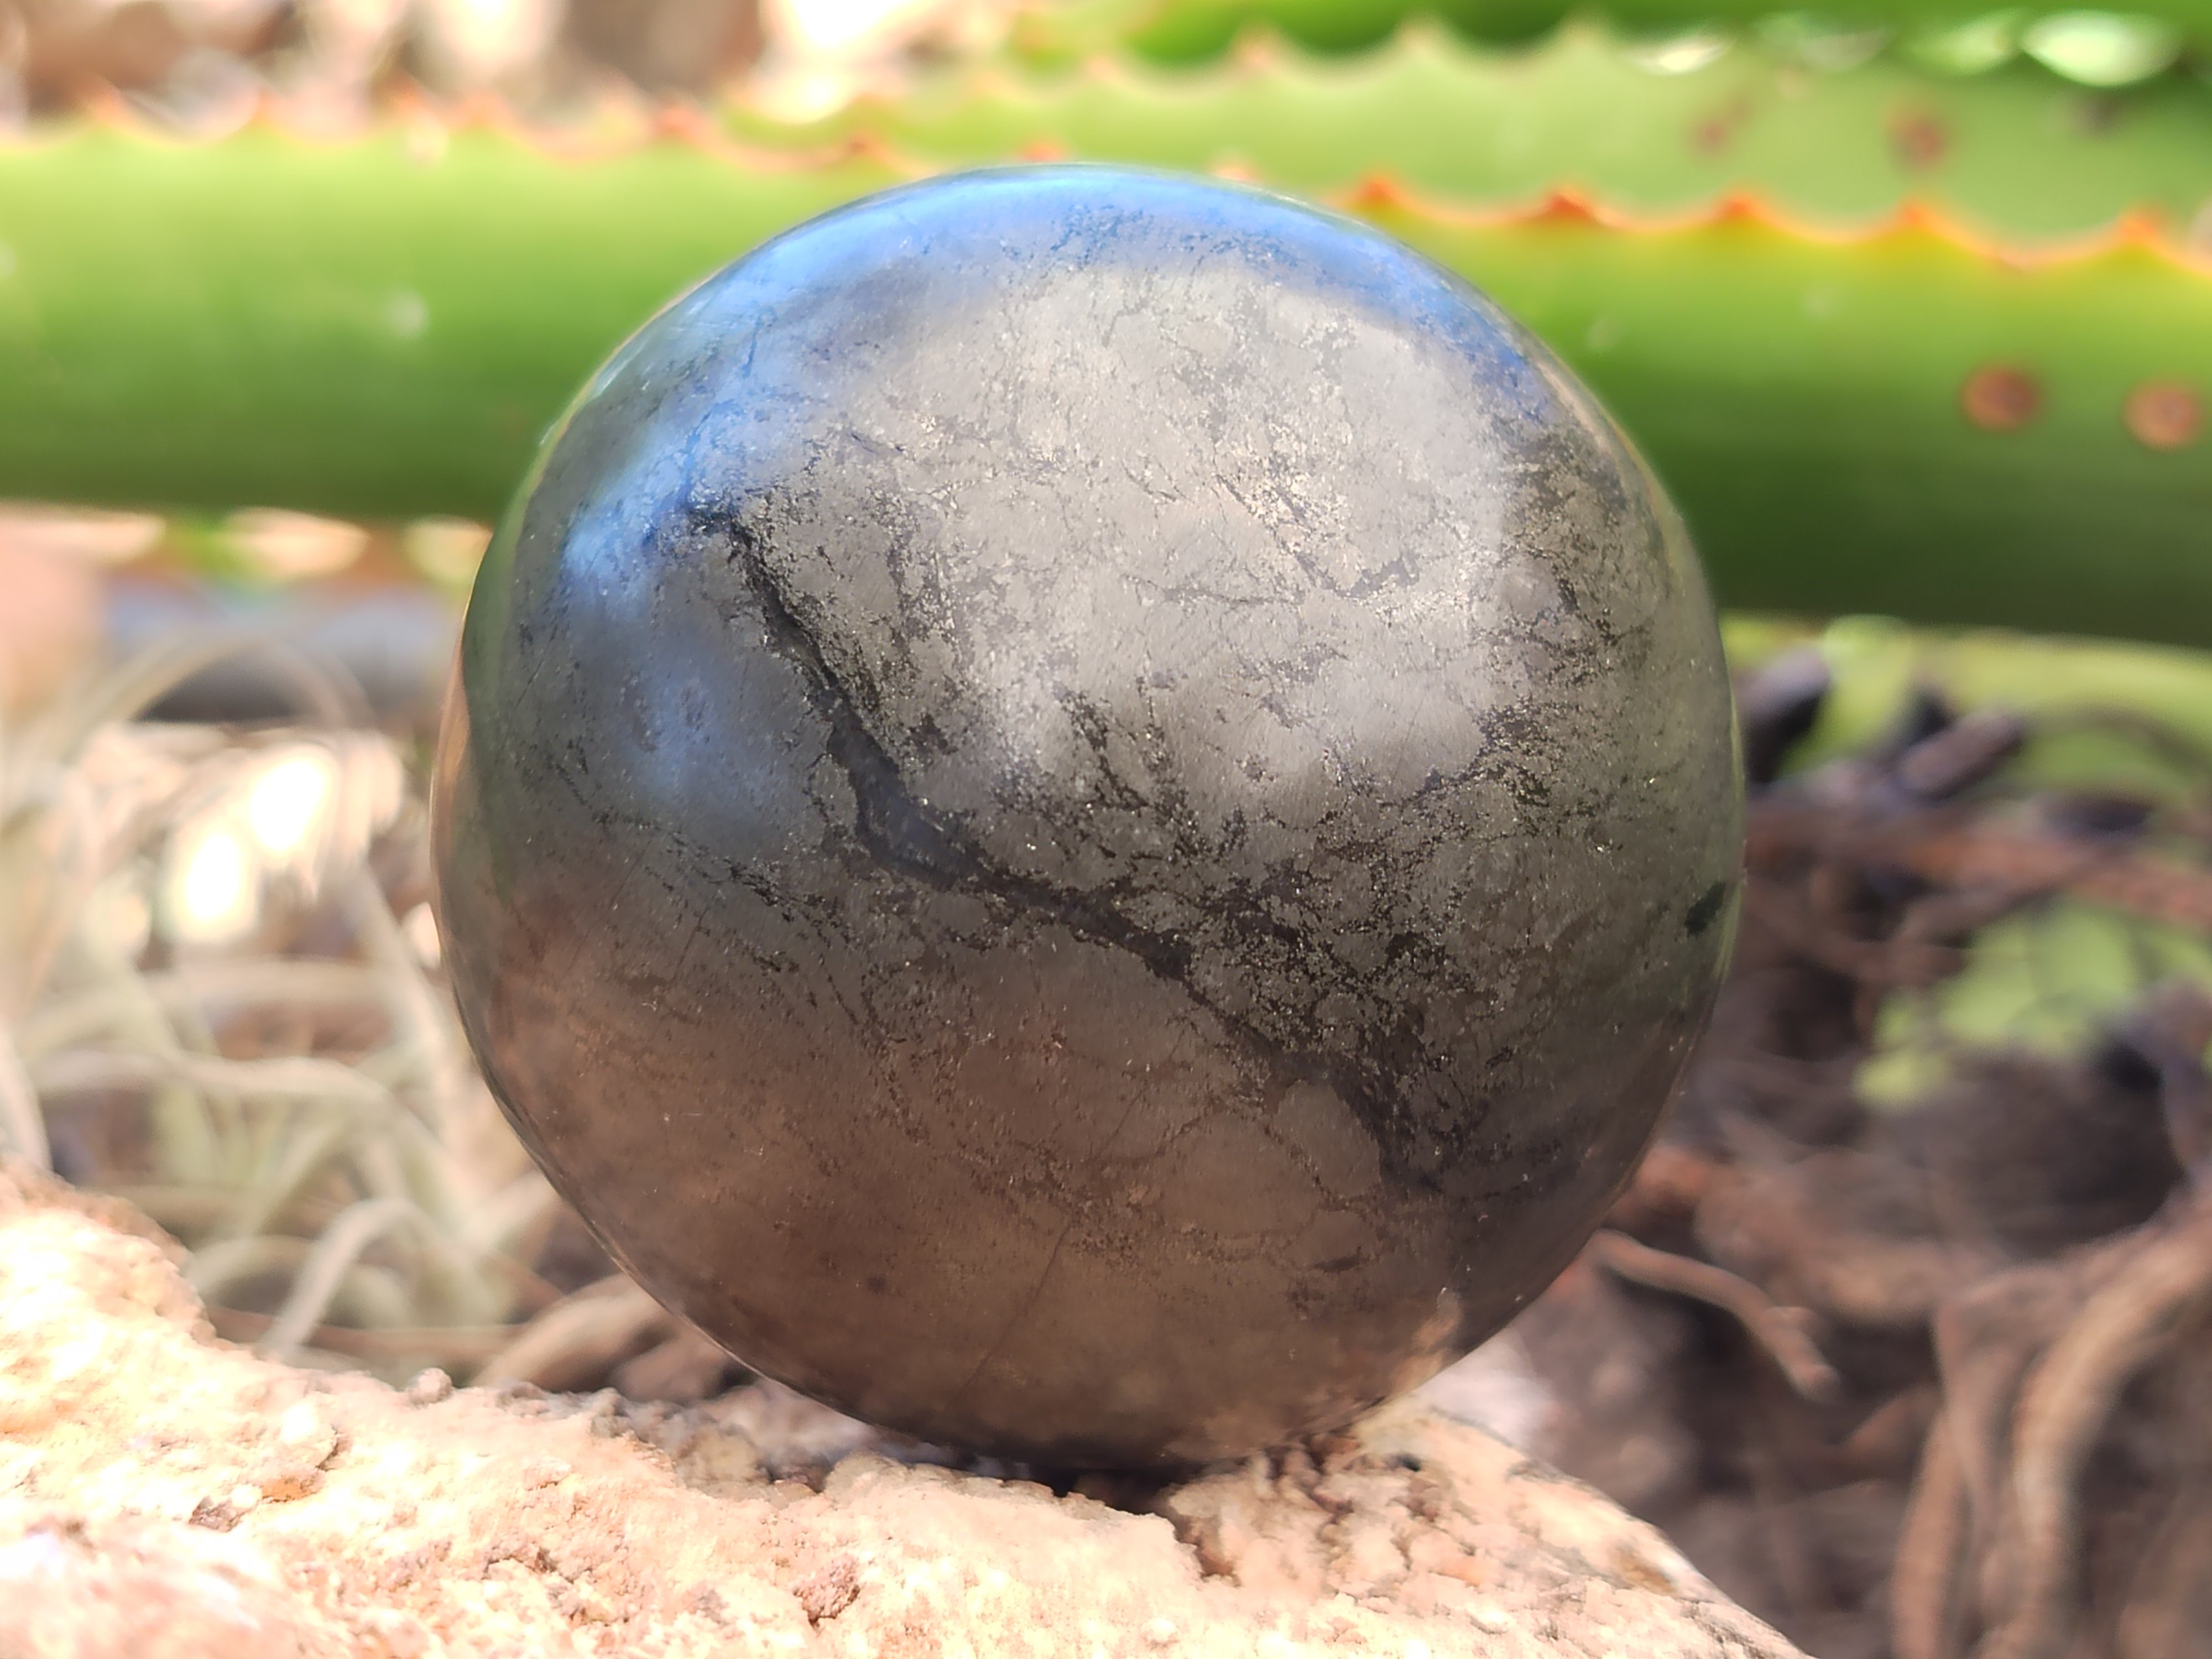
0 0 904 118
0 0 969 728
4 6 2212 1658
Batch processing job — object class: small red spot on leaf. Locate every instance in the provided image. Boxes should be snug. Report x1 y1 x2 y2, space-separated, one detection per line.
1961 366 2042 431
1689 96 1753 156
1888 111 1949 171
2125 380 2202 450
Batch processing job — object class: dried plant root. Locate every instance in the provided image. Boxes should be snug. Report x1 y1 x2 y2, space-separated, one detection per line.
1893 1415 1970 1659
474 1274 680 1394
1587 1228 1842 1403
1976 1197 2212 1659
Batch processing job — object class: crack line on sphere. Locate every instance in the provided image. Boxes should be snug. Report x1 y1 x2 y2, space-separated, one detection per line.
947 1214 1076 1410
705 499 1499 1187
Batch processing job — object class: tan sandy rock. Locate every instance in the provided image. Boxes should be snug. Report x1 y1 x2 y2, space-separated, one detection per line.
0 1164 1803 1658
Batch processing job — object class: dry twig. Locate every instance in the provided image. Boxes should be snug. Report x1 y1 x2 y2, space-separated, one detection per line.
1751 805 2212 937
1976 1196 2212 1659
1586 1228 1842 1403
475 1274 679 1393
1892 1415 1970 1659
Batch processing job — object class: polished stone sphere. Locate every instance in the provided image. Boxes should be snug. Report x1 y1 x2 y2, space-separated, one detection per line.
432 165 1741 1468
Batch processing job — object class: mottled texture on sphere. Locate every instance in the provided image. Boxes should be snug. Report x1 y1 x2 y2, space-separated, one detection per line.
433 166 1742 1468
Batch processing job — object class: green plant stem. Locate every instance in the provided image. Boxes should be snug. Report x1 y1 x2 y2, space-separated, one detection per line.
0 72 2206 641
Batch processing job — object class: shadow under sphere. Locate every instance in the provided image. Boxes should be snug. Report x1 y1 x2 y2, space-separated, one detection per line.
432 165 1743 1468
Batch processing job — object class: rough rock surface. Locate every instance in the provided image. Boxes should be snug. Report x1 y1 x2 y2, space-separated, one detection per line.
0 1166 1801 1658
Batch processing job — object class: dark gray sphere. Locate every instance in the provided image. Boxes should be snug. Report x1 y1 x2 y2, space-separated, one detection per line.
432 165 1741 1468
